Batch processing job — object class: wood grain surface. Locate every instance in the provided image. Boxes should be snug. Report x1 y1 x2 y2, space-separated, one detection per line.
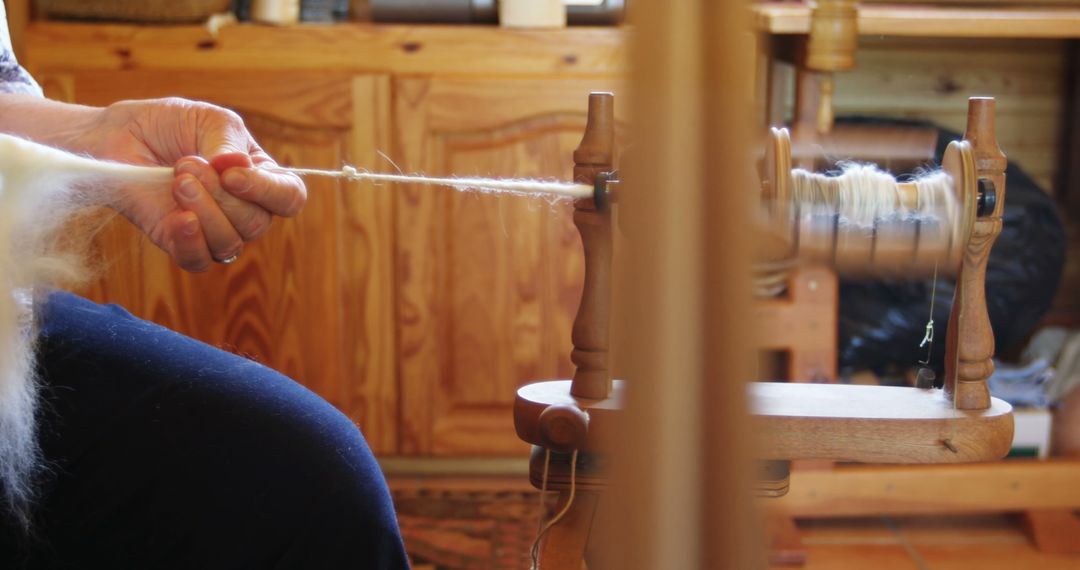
771 459 1080 517
392 77 625 456
753 383 1014 463
24 22 626 76
754 2 1080 38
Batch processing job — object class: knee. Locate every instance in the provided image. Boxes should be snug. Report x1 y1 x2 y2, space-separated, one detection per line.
250 400 408 568
305 475 407 568
191 375 408 567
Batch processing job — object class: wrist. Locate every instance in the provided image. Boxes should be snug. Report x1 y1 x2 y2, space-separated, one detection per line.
0 93 106 154
61 102 124 158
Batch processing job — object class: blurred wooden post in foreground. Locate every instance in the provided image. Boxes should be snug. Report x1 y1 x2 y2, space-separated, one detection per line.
597 0 761 568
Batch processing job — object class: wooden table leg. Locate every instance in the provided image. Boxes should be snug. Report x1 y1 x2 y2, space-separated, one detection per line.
1022 509 1080 554
766 509 807 566
538 490 600 570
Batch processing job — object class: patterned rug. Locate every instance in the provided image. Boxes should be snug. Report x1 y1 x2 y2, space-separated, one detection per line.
390 477 544 569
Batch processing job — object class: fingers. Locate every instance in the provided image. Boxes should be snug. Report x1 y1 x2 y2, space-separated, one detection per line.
163 211 212 273
220 166 307 218
172 161 245 262
176 157 273 243
188 104 308 219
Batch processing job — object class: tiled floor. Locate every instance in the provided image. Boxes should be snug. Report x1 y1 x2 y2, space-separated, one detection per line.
780 515 1080 570
390 475 1080 569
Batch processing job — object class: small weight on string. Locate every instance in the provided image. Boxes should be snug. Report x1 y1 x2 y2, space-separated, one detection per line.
915 365 936 389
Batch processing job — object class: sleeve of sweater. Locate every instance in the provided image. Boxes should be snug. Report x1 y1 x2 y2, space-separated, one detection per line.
0 3 42 97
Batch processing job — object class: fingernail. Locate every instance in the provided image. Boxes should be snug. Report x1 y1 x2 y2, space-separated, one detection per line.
182 217 199 236
178 176 199 200
223 170 248 193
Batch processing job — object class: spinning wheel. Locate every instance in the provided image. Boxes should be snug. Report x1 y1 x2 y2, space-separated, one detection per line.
513 93 1014 569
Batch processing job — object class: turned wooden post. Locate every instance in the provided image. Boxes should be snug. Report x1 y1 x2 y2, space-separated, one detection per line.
569 92 615 400
945 97 1007 410
803 0 857 134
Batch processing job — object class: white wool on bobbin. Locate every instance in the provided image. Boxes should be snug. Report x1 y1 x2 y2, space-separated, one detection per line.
790 163 957 229
789 163 959 252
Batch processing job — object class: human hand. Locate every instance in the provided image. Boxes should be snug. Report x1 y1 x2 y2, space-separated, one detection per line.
81 97 306 272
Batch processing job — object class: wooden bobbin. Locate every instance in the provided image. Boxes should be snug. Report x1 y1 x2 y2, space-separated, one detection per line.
806 0 858 72
804 0 858 134
944 97 1008 411
761 126 977 278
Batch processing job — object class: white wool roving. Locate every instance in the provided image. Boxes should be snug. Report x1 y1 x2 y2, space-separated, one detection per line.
0 133 170 528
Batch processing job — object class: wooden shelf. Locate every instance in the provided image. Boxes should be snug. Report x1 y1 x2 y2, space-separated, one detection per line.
772 459 1080 517
754 2 1080 38
25 21 627 75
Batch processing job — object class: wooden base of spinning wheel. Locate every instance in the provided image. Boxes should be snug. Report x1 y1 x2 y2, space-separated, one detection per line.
514 379 1014 568
515 381 614 570
752 383 1014 464
522 444 606 570
515 380 623 453
516 380 1014 467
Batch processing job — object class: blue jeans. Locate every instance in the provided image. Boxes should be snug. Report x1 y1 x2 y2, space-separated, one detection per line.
2 292 408 569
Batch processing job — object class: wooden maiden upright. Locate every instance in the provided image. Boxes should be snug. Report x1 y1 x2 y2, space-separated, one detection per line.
945 97 1007 411
514 92 618 570
569 93 616 401
514 92 620 456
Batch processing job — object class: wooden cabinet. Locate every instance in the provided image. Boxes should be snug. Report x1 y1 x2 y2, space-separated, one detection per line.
25 23 626 458
391 77 621 455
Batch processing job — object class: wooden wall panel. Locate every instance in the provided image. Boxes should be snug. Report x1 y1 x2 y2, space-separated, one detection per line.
346 74 399 453
832 38 1065 193
41 70 354 128
393 77 624 456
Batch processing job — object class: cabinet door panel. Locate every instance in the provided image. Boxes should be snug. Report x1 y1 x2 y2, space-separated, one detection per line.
393 77 623 456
